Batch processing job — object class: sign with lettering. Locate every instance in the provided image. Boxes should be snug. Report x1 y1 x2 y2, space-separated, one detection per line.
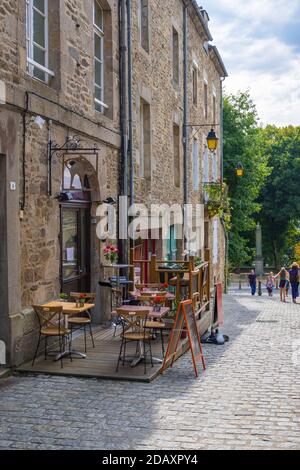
161 300 206 377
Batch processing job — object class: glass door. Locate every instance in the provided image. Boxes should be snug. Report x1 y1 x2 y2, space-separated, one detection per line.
61 204 90 294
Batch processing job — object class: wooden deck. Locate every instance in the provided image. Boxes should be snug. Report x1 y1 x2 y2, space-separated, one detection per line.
17 326 164 383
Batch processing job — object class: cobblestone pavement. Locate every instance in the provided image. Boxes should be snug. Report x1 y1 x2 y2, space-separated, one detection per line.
0 288 300 450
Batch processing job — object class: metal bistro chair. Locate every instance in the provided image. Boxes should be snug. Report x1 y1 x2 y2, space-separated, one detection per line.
32 305 71 369
139 294 167 357
116 309 153 374
68 293 96 353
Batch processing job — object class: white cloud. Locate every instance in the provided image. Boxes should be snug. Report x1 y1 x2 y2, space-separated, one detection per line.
200 0 300 126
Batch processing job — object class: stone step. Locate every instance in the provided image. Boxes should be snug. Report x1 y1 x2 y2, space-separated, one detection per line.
0 367 11 379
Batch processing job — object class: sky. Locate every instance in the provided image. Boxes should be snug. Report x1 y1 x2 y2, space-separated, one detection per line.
200 0 300 126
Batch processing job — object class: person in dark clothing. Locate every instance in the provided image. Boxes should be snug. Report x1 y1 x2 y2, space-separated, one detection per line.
248 270 257 295
289 262 300 304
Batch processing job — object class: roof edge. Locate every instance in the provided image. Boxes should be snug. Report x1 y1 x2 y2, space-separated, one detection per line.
183 0 213 42
209 44 228 78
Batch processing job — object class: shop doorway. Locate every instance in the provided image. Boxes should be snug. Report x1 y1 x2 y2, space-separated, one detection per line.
60 202 91 294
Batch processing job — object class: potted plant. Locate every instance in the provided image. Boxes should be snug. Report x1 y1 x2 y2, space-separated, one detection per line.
153 296 166 312
59 293 68 302
103 244 119 265
74 293 87 308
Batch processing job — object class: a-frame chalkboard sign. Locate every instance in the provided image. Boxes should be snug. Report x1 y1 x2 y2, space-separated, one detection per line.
161 300 206 377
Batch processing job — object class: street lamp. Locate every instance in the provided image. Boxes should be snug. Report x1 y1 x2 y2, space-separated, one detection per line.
206 128 219 153
235 163 244 177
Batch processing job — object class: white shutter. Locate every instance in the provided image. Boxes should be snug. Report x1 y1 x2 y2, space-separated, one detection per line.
193 139 199 190
213 219 218 264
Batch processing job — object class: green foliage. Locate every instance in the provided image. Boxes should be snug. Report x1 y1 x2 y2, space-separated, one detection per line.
223 91 270 268
258 125 300 268
204 182 231 228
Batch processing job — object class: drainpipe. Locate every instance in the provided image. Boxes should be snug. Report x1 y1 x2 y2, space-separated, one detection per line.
183 3 189 249
220 77 225 182
127 0 133 209
21 91 29 212
119 0 128 265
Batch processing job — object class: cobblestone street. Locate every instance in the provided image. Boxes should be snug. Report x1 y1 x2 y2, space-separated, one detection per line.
0 288 299 450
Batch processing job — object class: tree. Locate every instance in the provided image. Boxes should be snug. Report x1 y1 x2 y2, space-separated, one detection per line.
223 91 270 269
258 125 300 269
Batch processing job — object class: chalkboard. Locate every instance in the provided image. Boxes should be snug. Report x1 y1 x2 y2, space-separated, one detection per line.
213 283 223 326
161 303 185 371
161 300 206 377
182 300 205 377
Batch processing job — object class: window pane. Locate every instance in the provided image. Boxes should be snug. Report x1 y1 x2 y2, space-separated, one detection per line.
94 1 103 30
95 86 102 101
34 0 45 14
33 44 45 66
94 33 102 59
94 60 102 87
33 10 45 47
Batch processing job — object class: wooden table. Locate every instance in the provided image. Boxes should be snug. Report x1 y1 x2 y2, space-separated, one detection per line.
42 301 95 360
118 305 170 367
130 291 175 301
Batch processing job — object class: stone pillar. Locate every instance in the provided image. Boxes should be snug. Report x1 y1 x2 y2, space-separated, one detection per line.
255 223 264 276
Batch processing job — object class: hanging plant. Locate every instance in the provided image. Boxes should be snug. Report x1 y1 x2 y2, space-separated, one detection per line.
204 182 231 224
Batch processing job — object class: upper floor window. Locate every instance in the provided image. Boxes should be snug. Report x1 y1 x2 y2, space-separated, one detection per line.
26 0 54 82
172 27 179 86
94 1 106 113
192 138 199 190
138 0 150 53
173 123 180 187
140 98 151 180
204 80 208 119
192 63 198 105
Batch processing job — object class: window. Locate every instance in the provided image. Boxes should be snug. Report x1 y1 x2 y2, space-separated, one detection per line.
204 81 208 118
94 1 106 113
173 124 180 187
213 94 216 124
213 219 218 264
212 153 218 182
166 225 177 261
203 145 209 183
140 99 151 179
172 28 179 85
192 139 199 190
138 0 149 53
192 65 198 105
26 0 54 82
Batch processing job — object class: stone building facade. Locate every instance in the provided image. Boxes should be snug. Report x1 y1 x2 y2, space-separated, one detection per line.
131 0 227 278
0 0 227 367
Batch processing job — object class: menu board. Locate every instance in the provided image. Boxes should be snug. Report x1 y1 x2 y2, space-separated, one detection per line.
161 304 185 370
213 283 223 326
161 300 206 378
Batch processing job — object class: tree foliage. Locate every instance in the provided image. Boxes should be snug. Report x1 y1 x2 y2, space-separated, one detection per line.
258 125 300 268
223 91 270 268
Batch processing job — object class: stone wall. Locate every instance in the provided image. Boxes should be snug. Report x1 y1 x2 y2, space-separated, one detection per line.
0 0 121 365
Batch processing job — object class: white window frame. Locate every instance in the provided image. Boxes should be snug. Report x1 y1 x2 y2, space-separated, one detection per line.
204 78 208 119
203 143 209 184
192 138 199 190
140 102 145 178
213 219 219 265
26 0 54 82
93 1 108 113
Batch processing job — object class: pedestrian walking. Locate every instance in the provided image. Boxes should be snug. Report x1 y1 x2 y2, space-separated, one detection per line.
248 270 257 296
285 279 290 297
289 262 300 304
275 267 289 302
266 272 274 297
